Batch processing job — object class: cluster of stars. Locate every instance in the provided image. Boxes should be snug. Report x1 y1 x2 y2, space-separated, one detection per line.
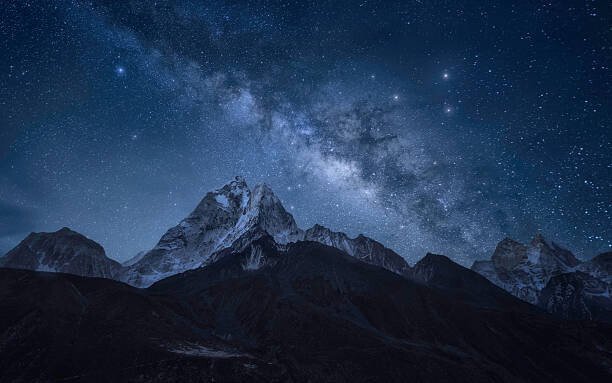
0 0 609 263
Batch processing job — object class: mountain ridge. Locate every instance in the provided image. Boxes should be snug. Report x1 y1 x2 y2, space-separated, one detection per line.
2 177 609 323
2 239 610 382
120 176 410 287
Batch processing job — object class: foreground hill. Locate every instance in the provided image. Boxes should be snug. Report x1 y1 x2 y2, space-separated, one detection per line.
1 237 610 382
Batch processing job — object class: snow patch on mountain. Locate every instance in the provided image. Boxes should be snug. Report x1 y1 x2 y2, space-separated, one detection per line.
242 245 264 271
215 194 229 208
164 342 247 358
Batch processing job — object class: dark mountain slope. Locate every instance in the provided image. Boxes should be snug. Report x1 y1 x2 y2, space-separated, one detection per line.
1 238 611 382
152 239 612 382
0 268 285 383
408 253 538 312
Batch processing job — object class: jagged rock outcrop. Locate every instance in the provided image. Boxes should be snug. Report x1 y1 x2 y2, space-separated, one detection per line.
471 234 580 304
538 271 612 322
0 227 121 278
303 224 410 274
2 243 612 382
472 235 611 322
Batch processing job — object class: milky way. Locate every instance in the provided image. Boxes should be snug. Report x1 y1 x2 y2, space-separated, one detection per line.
1 1 610 265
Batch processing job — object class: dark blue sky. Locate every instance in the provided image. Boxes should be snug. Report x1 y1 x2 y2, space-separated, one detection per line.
1 0 610 265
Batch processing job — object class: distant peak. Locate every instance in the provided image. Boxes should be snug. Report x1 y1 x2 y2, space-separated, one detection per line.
215 176 249 193
530 233 551 248
251 183 282 205
420 253 453 265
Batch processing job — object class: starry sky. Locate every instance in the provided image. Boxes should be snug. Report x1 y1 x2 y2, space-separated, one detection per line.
1 0 610 265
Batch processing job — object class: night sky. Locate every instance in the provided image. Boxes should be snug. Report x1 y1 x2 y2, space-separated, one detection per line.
1 1 610 265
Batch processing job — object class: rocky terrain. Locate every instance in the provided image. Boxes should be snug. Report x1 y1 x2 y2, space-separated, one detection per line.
472 236 611 322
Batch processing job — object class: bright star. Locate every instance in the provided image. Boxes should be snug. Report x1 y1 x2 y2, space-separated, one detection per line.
442 72 449 80
115 66 126 76
392 94 400 101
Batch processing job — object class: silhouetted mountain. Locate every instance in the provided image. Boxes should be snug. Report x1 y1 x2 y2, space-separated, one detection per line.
408 253 537 312
3 176 610 328
1 239 610 382
0 227 121 278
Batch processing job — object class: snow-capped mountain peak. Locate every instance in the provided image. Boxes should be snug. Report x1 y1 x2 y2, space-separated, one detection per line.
491 237 528 270
121 176 409 287
120 177 284 286
121 177 305 286
472 234 599 305
243 183 302 244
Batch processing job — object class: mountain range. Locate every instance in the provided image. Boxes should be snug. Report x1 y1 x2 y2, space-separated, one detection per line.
0 177 610 382
119 176 410 287
472 235 611 322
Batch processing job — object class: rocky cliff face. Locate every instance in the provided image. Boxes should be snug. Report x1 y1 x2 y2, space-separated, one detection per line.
0 227 121 278
302 224 410 275
119 177 299 286
472 235 580 304
538 271 612 322
472 236 611 322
